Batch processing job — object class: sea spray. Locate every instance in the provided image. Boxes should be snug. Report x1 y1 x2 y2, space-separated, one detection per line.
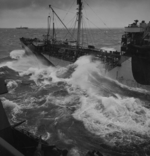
9 49 25 59
0 49 48 72
1 52 150 153
64 56 150 146
1 97 21 111
21 54 150 146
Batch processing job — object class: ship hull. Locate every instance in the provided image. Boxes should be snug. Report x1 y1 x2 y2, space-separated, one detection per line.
21 40 54 66
43 54 72 67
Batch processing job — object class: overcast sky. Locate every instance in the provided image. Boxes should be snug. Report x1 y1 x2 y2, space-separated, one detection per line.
0 0 150 28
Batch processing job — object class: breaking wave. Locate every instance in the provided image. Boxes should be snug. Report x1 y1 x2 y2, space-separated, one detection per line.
0 49 47 72
10 49 25 59
1 49 150 155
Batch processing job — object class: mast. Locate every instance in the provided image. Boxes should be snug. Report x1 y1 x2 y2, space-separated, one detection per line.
47 16 51 41
52 10 55 41
77 0 82 48
49 5 56 42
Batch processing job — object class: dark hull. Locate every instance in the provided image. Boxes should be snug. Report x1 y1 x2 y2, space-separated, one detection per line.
132 56 150 85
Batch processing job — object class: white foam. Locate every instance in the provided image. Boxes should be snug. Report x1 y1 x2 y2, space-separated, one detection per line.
105 73 149 93
20 66 63 86
71 92 150 146
56 56 150 144
2 51 150 146
6 80 18 90
42 132 51 140
1 97 21 114
46 94 79 107
68 56 105 92
11 55 47 72
68 147 81 156
0 49 48 72
10 49 25 59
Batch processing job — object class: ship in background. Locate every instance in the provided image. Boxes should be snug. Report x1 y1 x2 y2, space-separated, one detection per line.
16 26 28 29
20 0 150 90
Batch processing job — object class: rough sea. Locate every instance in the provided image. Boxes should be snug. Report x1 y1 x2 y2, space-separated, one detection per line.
1 28 150 156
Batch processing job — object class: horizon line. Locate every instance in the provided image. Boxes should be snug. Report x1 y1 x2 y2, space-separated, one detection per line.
0 27 124 29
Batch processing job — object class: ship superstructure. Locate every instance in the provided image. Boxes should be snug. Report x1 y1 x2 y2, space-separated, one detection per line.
118 20 150 85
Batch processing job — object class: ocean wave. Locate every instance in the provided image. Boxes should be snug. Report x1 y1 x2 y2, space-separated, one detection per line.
10 49 25 59
6 80 18 90
0 49 48 72
1 52 150 152
1 97 20 110
19 55 150 146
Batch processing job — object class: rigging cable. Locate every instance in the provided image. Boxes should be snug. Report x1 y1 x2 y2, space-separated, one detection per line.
82 16 89 46
84 15 95 46
83 7 97 46
83 16 89 46
82 16 88 45
83 0 122 38
83 0 107 27
62 0 76 21
70 15 78 41
51 5 75 14
64 14 77 40
83 16 93 46
82 0 113 40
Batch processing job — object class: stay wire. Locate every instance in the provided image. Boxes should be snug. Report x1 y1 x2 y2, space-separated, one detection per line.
83 16 91 46
85 16 95 46
82 13 111 39
64 14 77 39
62 0 76 21
83 0 107 27
70 15 78 41
83 7 96 45
84 17 89 46
83 16 93 46
67 16 76 40
82 17 89 46
51 5 75 15
83 0 118 39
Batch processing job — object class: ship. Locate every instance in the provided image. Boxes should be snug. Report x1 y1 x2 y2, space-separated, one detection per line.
16 27 28 29
20 0 150 90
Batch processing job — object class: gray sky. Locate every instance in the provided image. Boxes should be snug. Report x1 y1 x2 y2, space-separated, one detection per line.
0 0 150 28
